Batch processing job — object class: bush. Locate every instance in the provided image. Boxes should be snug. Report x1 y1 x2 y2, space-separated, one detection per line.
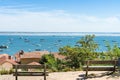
62 67 72 72
0 68 13 75
0 69 8 75
8 68 14 74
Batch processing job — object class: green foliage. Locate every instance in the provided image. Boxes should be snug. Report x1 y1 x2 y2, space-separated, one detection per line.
40 54 65 72
59 35 99 69
56 58 66 71
104 41 120 60
40 54 56 71
39 35 120 72
8 68 14 74
59 46 80 68
76 35 99 60
77 34 98 52
0 68 13 75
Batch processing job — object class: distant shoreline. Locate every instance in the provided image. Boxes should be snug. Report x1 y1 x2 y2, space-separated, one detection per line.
0 32 120 36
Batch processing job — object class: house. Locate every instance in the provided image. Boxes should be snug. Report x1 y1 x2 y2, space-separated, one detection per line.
27 62 41 71
0 54 17 70
14 50 66 65
14 50 49 64
52 52 66 60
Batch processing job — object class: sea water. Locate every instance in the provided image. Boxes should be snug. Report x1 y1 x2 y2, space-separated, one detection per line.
0 32 120 55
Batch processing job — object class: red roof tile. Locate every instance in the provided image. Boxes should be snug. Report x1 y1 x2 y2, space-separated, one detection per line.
52 52 66 60
15 51 49 59
0 54 17 65
0 59 18 65
0 54 9 59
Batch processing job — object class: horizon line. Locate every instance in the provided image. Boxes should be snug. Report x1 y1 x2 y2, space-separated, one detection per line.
0 31 120 33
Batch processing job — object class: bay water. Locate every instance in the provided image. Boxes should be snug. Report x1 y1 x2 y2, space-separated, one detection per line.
0 32 120 55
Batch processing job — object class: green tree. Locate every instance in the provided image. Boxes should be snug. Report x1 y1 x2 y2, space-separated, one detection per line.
40 54 58 71
105 41 120 60
59 46 82 68
59 35 99 69
40 54 65 72
76 35 99 60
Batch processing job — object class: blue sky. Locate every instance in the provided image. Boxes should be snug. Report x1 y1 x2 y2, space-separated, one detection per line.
0 0 120 32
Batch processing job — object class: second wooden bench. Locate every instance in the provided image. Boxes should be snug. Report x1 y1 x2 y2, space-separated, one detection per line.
83 60 118 78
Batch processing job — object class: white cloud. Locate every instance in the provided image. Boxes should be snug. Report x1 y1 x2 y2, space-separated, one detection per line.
0 7 120 32
104 16 120 24
79 15 99 22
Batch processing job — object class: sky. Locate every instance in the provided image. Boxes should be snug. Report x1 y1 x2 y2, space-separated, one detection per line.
0 0 120 32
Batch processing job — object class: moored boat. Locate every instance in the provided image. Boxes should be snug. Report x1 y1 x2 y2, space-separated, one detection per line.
0 45 8 49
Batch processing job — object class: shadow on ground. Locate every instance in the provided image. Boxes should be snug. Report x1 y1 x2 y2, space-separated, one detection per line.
76 71 120 80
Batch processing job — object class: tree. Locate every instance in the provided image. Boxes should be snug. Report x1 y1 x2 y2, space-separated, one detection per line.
39 54 65 71
105 41 120 60
39 54 58 71
59 35 99 69
76 35 99 60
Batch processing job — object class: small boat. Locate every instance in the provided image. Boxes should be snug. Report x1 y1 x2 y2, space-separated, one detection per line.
36 44 41 47
40 39 45 42
35 49 41 51
58 40 62 42
19 36 23 39
0 45 8 49
0 49 3 52
103 40 106 41
24 39 30 42
112 40 116 42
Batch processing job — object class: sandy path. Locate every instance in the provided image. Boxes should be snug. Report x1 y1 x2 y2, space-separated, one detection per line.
0 71 120 80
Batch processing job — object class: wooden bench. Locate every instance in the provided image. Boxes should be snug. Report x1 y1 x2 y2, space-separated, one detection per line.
83 60 118 78
13 64 48 80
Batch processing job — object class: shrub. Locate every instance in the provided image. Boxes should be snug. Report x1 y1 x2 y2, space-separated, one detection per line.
0 69 8 75
0 68 13 75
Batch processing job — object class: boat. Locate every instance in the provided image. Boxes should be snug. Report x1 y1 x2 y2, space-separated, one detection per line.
40 39 45 42
0 49 3 52
112 40 116 42
0 45 8 49
24 39 30 42
58 40 62 42
35 49 41 51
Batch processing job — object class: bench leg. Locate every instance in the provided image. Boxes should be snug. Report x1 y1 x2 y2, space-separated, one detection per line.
85 70 88 78
85 61 89 78
44 64 46 80
15 76 18 80
15 65 18 80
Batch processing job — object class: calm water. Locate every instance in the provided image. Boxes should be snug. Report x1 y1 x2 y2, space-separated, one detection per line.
0 32 120 55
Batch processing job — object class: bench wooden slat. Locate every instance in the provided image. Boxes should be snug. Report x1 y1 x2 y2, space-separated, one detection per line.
84 60 118 65
13 72 48 76
13 65 43 69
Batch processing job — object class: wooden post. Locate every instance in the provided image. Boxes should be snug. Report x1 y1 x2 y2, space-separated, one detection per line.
113 60 116 73
15 65 18 80
118 58 120 72
85 60 89 78
44 63 46 80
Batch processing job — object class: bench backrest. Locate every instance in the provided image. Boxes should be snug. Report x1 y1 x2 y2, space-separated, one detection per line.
84 60 118 65
13 65 44 69
13 64 47 80
84 60 118 77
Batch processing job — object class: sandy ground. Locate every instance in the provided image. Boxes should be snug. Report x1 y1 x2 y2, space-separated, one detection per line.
0 71 120 80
